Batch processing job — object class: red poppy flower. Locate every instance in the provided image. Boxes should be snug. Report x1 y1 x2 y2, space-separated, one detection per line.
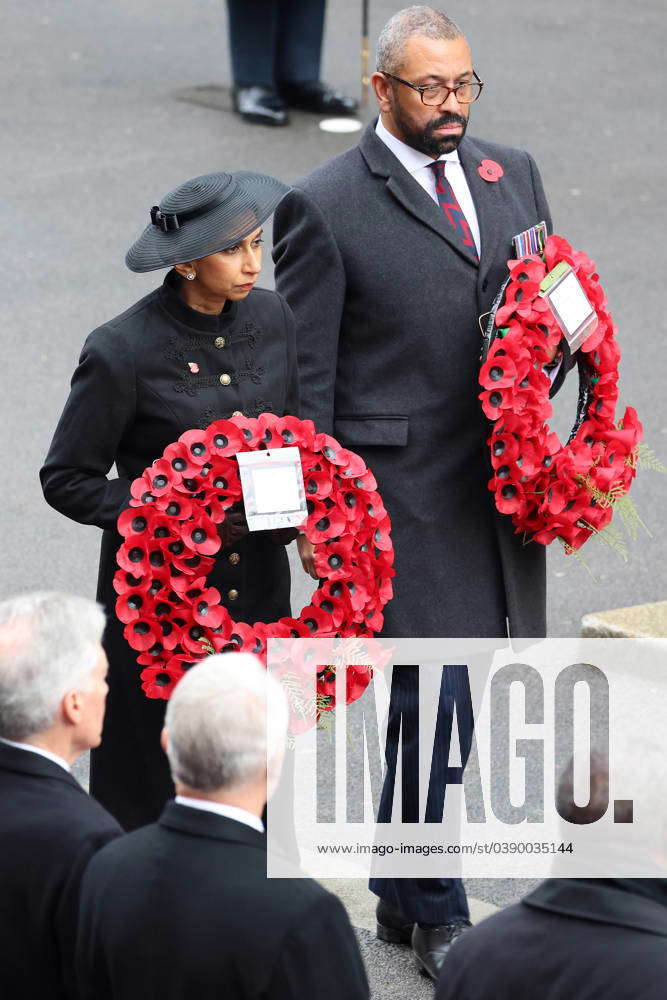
129 473 158 507
299 604 335 636
314 537 354 581
272 414 316 449
117 538 151 575
163 441 202 480
123 617 163 652
314 433 351 467
478 159 504 182
204 420 245 458
140 662 184 700
229 414 261 449
116 588 155 624
178 429 211 466
221 623 265 656
190 588 231 630
312 580 352 628
117 508 157 540
306 501 347 542
182 513 220 555
303 469 334 501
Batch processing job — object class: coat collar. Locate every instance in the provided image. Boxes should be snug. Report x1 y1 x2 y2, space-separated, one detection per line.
159 799 266 850
358 121 509 277
523 878 667 938
0 740 84 792
158 269 240 335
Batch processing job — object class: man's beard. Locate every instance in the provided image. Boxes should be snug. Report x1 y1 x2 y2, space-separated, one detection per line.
394 107 469 157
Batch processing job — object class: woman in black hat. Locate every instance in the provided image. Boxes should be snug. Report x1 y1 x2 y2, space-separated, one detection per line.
41 172 299 830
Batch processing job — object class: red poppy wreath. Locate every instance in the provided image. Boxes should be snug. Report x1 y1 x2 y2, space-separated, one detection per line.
114 414 394 699
479 234 642 552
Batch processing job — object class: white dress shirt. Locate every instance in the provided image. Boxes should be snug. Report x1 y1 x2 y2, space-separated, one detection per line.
175 794 265 833
0 737 70 773
375 116 481 255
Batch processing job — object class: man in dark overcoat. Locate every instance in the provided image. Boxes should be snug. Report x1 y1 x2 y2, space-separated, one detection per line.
0 591 121 1000
273 5 561 980
76 653 369 1000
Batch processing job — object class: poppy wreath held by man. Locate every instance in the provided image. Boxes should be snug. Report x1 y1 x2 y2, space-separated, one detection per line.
479 234 642 552
114 413 394 699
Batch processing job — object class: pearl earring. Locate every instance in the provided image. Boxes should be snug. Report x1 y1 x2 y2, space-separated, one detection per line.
186 272 196 281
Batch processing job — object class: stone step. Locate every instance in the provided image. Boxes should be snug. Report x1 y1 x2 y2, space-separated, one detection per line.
581 600 667 639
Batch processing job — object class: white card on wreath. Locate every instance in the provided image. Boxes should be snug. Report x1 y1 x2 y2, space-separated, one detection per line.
237 447 307 531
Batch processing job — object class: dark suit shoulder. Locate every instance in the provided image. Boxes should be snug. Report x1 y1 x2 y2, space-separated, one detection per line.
463 134 538 167
294 145 365 203
242 286 290 326
0 766 121 859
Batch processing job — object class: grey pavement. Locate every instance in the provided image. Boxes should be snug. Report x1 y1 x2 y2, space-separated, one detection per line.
3 1 667 997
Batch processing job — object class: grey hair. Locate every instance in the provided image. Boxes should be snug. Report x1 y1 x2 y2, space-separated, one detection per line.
0 591 106 741
377 6 463 76
164 652 288 793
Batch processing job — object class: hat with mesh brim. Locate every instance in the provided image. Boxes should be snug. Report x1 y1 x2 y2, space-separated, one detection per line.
125 171 291 272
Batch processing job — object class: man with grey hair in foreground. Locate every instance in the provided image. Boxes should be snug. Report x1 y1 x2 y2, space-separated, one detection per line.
76 653 369 999
0 591 121 1000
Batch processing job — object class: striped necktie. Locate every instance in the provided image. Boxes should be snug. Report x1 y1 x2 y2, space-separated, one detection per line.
430 160 478 261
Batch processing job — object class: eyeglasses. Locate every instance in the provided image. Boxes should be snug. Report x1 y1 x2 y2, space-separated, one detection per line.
382 70 484 106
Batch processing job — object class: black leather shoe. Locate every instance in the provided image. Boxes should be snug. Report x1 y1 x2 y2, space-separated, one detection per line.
375 899 414 944
412 920 471 980
233 86 288 126
279 80 359 115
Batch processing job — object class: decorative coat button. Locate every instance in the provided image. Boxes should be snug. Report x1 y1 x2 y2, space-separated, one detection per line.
214 336 226 349
219 373 231 386
227 588 239 600
232 409 243 417
228 552 241 566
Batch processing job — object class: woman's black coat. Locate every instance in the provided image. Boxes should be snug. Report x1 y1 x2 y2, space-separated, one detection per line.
41 272 299 829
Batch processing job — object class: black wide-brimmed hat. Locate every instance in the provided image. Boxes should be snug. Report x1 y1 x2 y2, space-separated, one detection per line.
125 171 291 273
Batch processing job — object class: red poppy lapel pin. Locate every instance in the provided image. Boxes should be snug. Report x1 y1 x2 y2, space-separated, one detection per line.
478 159 504 182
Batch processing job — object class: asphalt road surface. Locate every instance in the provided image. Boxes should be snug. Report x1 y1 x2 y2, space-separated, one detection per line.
3 1 666 996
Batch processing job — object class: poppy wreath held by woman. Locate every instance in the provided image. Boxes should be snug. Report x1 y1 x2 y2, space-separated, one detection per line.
114 413 394 700
479 234 642 552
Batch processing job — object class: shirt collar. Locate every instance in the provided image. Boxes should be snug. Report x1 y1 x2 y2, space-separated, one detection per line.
0 737 71 773
375 116 461 175
174 795 265 833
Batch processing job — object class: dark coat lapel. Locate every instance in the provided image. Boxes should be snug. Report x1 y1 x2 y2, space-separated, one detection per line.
358 123 479 267
458 135 510 283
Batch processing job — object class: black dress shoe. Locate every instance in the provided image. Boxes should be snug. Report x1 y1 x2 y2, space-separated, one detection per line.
279 80 359 115
412 920 471 980
375 899 414 944
233 86 288 126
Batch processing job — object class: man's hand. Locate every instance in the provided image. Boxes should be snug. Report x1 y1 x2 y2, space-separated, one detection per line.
297 534 318 579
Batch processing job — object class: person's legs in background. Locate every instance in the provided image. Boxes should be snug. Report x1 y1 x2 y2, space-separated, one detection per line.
227 0 357 125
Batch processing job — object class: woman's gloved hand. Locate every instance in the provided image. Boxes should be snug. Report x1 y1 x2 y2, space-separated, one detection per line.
268 527 301 546
217 508 249 550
